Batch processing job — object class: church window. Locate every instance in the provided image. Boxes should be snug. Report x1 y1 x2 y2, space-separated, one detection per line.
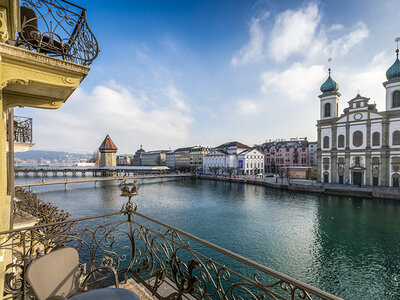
372 157 380 165
324 103 331 117
355 156 361 167
393 91 400 108
353 131 363 147
372 132 380 146
338 135 345 147
393 130 400 145
323 158 330 170
392 157 400 172
338 157 345 165
323 136 330 149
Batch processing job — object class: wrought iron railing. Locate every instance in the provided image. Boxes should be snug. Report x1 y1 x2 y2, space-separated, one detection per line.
13 116 32 144
12 0 99 66
0 197 342 300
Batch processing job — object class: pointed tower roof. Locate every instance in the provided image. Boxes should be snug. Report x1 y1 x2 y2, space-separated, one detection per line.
99 135 118 152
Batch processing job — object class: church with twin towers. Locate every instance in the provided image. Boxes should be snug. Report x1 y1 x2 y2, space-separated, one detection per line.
317 42 400 187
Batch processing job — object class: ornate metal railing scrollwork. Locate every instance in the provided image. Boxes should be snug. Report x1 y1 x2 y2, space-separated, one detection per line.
0 202 342 300
14 0 99 66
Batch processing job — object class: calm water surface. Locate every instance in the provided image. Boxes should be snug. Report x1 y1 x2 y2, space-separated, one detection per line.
20 178 400 299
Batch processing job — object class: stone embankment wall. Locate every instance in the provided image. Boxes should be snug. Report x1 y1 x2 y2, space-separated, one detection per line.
197 175 400 201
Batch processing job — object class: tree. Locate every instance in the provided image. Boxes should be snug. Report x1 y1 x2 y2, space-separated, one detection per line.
225 167 237 178
208 166 220 177
88 150 100 165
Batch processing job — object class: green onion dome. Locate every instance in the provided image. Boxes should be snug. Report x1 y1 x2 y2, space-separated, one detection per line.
320 68 339 94
386 49 400 81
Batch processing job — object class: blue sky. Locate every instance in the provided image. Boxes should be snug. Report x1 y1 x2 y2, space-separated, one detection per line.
16 0 400 153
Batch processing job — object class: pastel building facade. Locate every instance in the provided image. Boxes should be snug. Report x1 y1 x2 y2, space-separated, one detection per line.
141 150 168 166
190 146 210 170
260 139 309 173
317 47 400 187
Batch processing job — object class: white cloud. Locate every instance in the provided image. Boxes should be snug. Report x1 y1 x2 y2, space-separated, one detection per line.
261 63 325 101
235 99 261 114
164 85 190 112
231 14 268 66
328 22 369 59
328 24 345 32
269 3 320 63
29 82 194 153
232 3 369 65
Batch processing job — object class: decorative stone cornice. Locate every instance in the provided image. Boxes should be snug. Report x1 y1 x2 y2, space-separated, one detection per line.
0 43 90 109
0 43 90 74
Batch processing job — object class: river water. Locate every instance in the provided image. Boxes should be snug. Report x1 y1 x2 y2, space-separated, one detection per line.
16 177 400 299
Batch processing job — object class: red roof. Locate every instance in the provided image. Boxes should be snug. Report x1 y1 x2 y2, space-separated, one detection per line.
99 135 118 151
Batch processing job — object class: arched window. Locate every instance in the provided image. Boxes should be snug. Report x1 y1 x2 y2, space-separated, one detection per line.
324 103 331 117
393 130 400 145
338 135 345 147
393 91 400 108
372 132 380 146
323 136 330 149
353 131 363 147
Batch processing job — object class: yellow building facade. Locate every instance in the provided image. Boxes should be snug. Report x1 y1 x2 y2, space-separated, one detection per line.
0 1 98 296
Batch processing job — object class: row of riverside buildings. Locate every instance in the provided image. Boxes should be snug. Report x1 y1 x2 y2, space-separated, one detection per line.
113 44 400 186
116 139 318 176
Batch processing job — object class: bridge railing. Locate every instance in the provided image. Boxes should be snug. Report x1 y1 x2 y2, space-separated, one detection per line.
1 197 342 300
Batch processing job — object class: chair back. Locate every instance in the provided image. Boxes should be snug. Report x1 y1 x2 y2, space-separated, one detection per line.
20 6 39 42
26 247 81 300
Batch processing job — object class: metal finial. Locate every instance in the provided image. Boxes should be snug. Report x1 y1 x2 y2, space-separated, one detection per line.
328 58 332 74
395 37 400 57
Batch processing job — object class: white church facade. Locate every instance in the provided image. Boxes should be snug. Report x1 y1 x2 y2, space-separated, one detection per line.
317 47 400 187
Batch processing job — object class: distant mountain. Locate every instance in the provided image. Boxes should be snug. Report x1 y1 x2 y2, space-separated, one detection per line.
15 150 92 161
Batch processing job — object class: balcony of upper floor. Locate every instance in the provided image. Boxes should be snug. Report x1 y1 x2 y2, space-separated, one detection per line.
6 115 34 152
0 0 99 110
5 0 99 66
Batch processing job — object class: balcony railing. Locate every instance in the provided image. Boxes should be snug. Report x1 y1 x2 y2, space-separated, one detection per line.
10 0 99 66
0 197 342 300
13 116 33 144
6 115 33 144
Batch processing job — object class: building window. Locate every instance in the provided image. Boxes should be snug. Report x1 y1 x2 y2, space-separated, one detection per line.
372 157 380 165
338 134 345 148
393 91 400 108
323 158 329 170
355 156 361 167
338 157 345 165
372 132 380 146
323 136 330 149
393 130 400 145
392 157 400 172
353 131 363 147
324 103 331 117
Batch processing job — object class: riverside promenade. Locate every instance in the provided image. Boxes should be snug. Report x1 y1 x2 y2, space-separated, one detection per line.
198 174 400 201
